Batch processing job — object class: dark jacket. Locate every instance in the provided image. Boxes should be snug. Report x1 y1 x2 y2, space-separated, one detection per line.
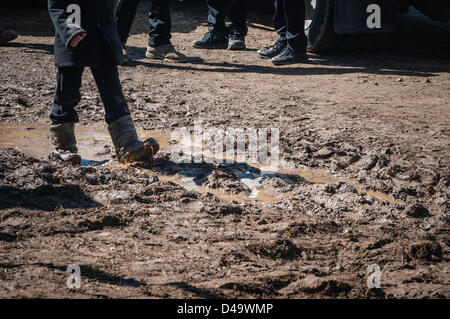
48 0 123 67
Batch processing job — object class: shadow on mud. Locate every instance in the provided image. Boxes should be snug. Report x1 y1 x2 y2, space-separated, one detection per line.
163 281 225 298
0 184 99 211
0 262 146 288
132 55 443 78
4 42 53 55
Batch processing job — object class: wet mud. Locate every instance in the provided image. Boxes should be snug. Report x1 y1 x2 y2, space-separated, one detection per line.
0 3 449 298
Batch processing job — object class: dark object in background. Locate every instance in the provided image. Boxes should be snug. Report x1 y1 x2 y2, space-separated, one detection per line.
0 29 17 45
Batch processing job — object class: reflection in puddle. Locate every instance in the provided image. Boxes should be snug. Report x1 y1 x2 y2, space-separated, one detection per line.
0 122 398 205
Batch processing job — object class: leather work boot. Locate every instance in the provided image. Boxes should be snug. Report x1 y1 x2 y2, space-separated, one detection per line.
146 44 187 63
271 46 308 66
192 30 228 49
257 40 286 59
49 122 82 165
108 115 159 163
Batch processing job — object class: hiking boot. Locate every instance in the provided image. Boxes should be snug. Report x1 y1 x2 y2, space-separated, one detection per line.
271 46 308 66
146 44 187 63
192 30 228 49
49 122 82 165
0 29 17 45
108 115 159 163
257 40 286 59
228 30 246 50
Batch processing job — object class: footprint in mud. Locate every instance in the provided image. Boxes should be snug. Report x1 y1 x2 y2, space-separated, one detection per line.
247 239 303 260
408 241 443 262
78 215 127 231
281 220 342 237
294 277 353 297
201 204 243 216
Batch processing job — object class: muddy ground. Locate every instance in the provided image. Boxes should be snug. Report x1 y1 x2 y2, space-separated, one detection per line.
0 3 449 298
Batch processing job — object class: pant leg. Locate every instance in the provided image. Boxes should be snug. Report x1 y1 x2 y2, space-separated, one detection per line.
116 0 140 45
90 60 130 125
228 0 248 36
50 67 84 124
273 0 287 44
207 0 227 33
284 0 307 52
148 0 172 47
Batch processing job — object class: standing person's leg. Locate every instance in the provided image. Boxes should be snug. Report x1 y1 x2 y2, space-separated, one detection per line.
147 0 172 47
116 0 140 45
50 67 84 125
116 0 140 63
49 67 85 164
207 0 227 34
90 64 130 125
192 0 228 49
284 0 307 53
227 0 248 50
91 57 159 163
145 0 187 62
272 0 308 65
257 0 287 59
273 0 287 45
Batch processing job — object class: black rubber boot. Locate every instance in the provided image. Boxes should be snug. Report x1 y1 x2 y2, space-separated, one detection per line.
108 115 159 163
49 122 82 165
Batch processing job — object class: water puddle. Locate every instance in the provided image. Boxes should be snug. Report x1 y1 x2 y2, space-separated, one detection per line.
0 122 398 205
0 121 170 164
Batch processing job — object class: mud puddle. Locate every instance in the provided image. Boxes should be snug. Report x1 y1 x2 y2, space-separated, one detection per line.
0 122 170 164
0 122 398 205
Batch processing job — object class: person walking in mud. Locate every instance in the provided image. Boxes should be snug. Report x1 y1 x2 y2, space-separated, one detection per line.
258 0 309 65
116 0 187 63
48 0 159 165
192 0 249 50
